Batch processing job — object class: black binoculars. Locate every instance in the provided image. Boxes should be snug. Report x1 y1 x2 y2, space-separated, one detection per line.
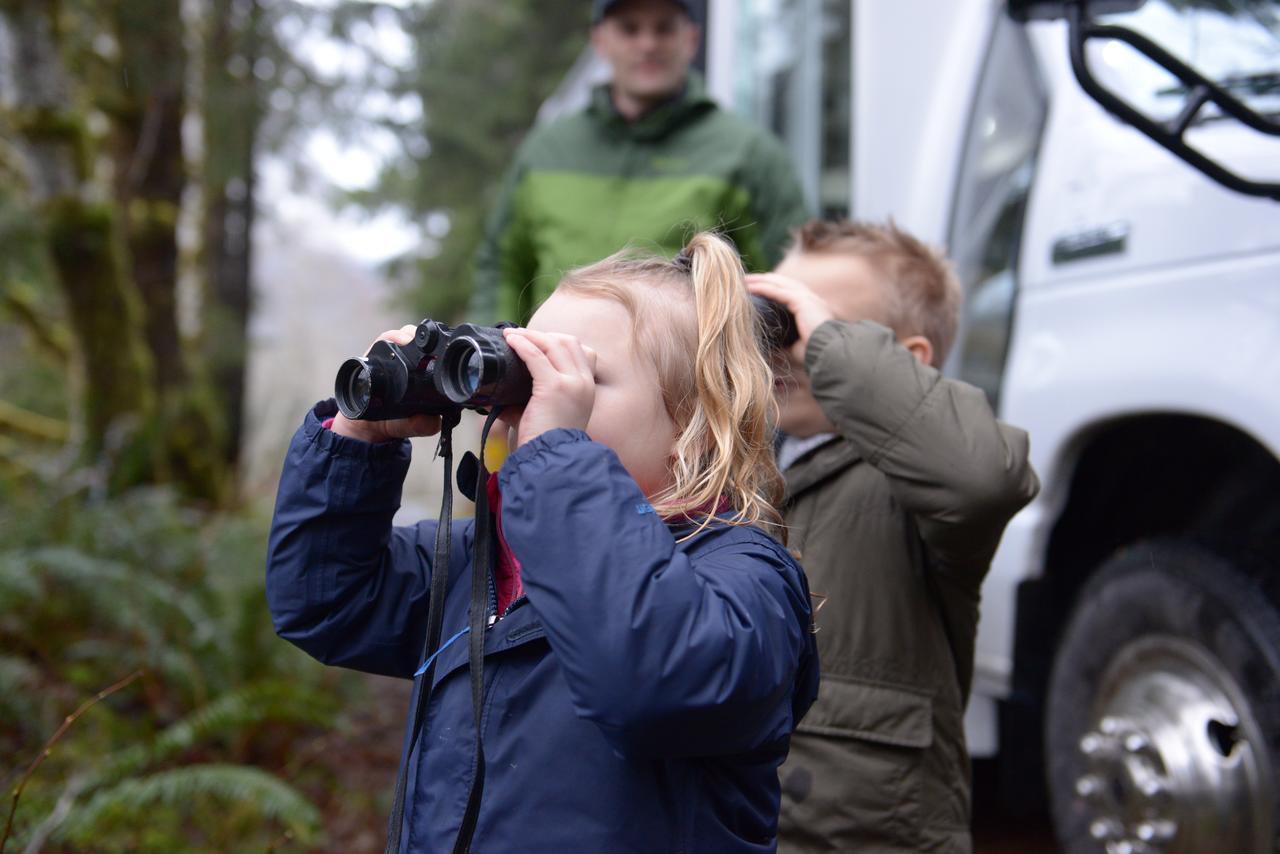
335 320 531 421
335 297 797 421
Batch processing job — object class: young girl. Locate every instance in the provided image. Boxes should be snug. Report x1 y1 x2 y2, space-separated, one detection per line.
266 232 819 852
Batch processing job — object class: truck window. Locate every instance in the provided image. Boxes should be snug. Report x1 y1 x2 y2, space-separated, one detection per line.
727 0 852 217
947 17 1048 410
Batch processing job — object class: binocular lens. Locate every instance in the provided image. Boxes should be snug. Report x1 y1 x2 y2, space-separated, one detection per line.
335 357 375 419
442 338 485 402
347 363 372 409
462 349 482 397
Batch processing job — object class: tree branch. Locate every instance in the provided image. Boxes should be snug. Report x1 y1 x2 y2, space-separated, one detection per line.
1 670 144 853
0 400 68 443
1 284 71 363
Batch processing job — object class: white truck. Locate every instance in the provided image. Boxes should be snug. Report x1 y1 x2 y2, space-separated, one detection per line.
705 0 1280 850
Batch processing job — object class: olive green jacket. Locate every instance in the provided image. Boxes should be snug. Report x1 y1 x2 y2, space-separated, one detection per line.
469 75 809 324
777 320 1039 853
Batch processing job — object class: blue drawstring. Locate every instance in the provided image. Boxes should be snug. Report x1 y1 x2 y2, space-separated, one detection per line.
414 626 471 677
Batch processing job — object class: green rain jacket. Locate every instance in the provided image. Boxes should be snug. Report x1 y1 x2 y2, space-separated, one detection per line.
471 76 809 323
776 320 1039 854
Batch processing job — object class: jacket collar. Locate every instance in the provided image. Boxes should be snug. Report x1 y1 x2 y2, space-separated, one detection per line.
588 71 716 141
783 436 863 501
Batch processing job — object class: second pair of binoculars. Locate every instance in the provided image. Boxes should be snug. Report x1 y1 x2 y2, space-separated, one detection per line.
335 295 798 421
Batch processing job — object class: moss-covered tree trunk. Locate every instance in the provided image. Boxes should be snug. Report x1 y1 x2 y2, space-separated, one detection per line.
202 0 262 471
103 0 227 502
1 0 156 482
106 0 188 392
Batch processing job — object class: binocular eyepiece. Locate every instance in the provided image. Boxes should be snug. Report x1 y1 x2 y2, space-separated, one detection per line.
751 294 798 351
335 298 797 422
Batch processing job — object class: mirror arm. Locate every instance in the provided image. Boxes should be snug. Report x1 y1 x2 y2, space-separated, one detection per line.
1064 0 1280 201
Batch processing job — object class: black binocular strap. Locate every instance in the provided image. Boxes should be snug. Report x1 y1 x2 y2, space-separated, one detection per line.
452 407 503 854
383 409 502 854
385 411 459 854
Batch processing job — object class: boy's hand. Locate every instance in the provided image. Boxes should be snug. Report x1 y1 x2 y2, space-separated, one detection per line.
745 273 837 354
500 328 597 448
330 325 443 443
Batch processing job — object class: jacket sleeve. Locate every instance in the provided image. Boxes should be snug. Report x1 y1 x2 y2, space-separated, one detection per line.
470 154 538 325
497 429 816 759
739 131 811 270
806 319 1040 578
264 401 453 679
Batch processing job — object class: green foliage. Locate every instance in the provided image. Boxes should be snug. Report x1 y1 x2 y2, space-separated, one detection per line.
0 474 382 851
56 765 322 850
0 181 67 423
0 654 42 729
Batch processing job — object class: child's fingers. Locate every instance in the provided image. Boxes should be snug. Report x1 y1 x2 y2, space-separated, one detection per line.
510 328 592 378
745 272 810 291
745 276 804 311
746 274 835 342
370 324 419 350
495 405 523 435
503 329 557 381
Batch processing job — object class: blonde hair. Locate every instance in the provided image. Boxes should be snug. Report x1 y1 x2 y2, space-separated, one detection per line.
792 219 962 365
558 232 785 541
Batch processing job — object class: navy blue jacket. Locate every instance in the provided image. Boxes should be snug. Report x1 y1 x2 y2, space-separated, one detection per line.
266 402 819 852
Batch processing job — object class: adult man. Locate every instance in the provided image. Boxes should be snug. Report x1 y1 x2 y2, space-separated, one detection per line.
470 0 808 323
747 220 1040 852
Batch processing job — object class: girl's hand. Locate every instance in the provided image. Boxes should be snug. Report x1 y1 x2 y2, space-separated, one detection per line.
500 328 597 448
330 325 443 443
745 273 837 356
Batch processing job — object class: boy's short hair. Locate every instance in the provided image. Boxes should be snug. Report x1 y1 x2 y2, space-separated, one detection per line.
792 220 962 365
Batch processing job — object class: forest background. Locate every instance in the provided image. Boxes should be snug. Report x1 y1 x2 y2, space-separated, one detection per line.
0 0 585 849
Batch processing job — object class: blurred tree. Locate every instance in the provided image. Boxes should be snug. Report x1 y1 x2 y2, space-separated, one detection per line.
2 0 383 498
102 1 188 396
0 0 231 501
202 0 262 473
103 0 228 501
0 0 157 488
359 0 589 320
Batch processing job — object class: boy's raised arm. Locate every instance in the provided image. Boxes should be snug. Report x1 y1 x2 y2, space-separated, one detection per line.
806 319 1039 572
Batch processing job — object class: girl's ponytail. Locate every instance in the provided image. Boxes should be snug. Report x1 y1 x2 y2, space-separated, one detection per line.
660 233 784 539
558 232 785 541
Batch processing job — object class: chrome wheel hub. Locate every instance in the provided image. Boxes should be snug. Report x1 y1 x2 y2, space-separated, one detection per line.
1073 636 1273 853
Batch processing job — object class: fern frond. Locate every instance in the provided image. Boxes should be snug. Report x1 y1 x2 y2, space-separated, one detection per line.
0 652 42 718
156 681 338 757
11 546 216 643
0 550 41 611
0 653 44 761
67 487 204 575
93 680 338 785
56 764 322 846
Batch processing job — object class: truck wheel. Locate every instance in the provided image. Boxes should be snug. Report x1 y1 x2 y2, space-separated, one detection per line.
1045 541 1280 854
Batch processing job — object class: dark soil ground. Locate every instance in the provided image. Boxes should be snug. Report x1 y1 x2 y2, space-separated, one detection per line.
972 758 1060 853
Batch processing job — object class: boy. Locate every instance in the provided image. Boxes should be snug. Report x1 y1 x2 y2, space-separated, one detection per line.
747 220 1039 853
